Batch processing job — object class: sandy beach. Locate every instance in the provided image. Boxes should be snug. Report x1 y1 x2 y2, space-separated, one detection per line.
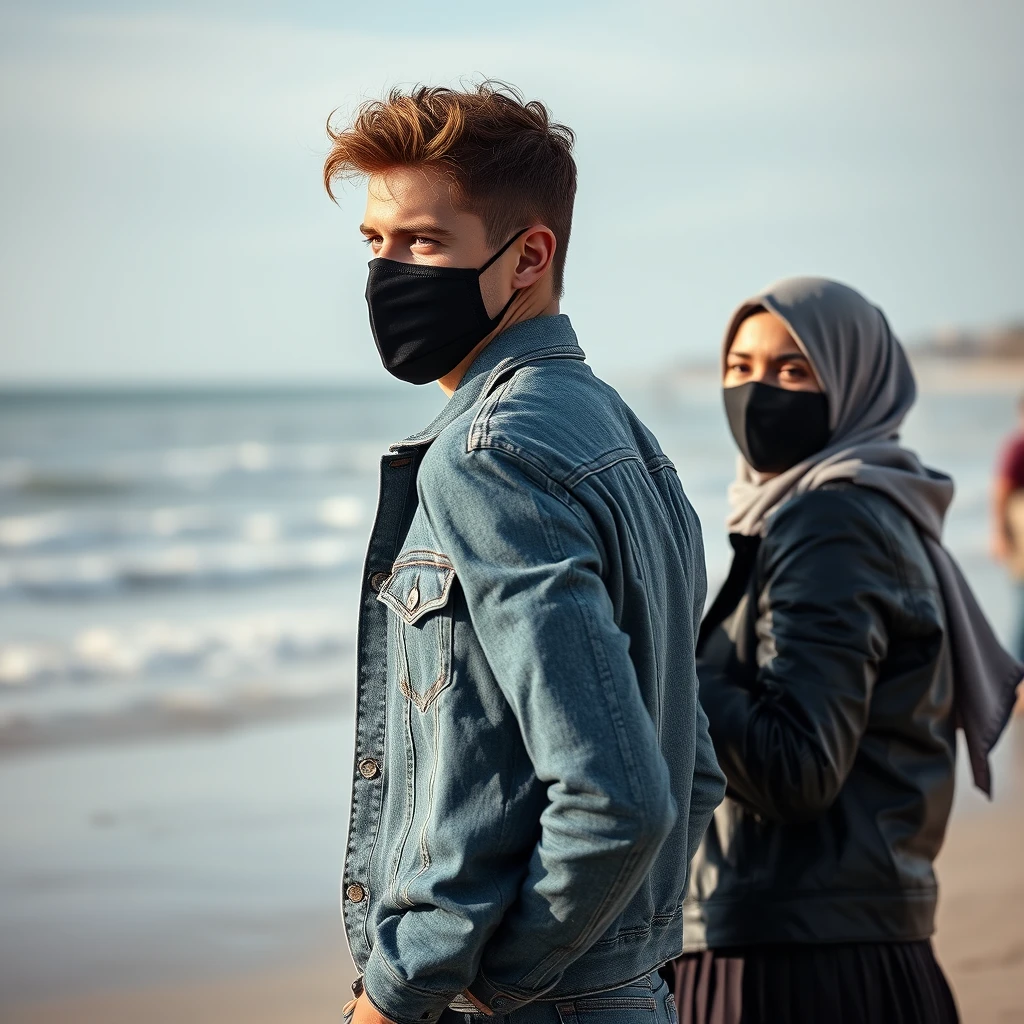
2 713 1022 1024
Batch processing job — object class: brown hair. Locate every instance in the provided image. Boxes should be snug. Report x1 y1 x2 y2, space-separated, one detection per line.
324 81 577 295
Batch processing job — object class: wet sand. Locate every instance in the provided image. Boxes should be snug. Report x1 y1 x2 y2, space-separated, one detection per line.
3 717 1023 1024
934 800 1024 1021
2 953 354 1024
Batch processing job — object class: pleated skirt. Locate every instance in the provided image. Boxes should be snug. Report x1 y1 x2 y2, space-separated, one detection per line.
662 941 959 1024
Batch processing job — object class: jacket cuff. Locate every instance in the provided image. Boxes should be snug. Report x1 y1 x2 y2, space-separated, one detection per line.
463 972 533 1016
464 966 561 1015
362 945 454 1024
698 669 753 755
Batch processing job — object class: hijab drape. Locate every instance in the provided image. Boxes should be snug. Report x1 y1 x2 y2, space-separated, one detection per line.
724 276 1021 795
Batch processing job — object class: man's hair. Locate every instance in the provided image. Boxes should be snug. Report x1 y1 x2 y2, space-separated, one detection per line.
324 81 577 295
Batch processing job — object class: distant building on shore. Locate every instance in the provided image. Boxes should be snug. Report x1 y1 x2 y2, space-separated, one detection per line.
916 323 1024 361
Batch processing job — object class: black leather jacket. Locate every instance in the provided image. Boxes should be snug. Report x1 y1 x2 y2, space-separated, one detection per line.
685 483 956 948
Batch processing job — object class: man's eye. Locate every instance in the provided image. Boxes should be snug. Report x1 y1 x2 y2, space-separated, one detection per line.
412 236 439 247
362 236 381 247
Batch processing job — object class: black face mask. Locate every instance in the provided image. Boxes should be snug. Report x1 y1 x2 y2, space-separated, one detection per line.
364 230 527 385
723 381 831 473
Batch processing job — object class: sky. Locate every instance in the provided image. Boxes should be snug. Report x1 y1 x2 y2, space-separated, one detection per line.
0 0 1021 385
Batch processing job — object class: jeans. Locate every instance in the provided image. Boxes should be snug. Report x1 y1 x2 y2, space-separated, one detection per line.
439 972 678 1024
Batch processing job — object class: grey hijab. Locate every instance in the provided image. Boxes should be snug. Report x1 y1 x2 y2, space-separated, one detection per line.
724 276 1021 795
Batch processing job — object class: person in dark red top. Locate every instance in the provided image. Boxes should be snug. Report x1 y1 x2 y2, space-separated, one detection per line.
992 395 1024 660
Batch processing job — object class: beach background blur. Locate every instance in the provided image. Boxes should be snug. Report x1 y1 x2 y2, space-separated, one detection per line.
2 1 1022 1022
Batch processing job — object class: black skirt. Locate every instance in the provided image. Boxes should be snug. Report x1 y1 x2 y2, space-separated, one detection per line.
662 941 959 1024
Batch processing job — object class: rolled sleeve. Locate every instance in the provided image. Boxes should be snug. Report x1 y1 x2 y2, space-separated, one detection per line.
362 944 453 1024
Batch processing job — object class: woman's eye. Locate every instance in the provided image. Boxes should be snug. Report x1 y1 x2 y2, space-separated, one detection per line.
727 363 750 375
781 365 807 379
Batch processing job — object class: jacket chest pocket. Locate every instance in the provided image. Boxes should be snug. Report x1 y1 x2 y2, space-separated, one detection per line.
378 552 457 712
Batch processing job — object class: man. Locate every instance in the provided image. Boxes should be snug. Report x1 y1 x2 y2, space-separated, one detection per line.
324 82 725 1024
992 395 1024 662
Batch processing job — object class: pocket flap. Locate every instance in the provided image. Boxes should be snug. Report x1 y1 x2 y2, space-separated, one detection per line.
378 552 456 625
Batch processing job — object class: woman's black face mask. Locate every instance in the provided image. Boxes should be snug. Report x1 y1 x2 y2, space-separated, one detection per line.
364 230 526 385
724 381 831 473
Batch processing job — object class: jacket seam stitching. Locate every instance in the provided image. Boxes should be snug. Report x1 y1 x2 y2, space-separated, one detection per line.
563 449 644 488
469 444 597 530
469 374 518 452
354 453 417 953
401 699 441 902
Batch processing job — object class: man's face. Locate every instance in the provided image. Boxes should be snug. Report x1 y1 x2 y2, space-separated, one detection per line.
360 165 491 269
360 165 515 320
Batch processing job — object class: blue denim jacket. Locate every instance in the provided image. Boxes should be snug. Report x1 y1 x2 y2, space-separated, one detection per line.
344 315 725 1024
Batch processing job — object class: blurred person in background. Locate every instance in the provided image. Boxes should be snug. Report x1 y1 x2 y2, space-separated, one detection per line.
664 278 1022 1024
991 396 1024 662
323 82 724 1024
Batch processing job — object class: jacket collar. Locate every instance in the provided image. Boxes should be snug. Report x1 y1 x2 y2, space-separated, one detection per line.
391 314 585 451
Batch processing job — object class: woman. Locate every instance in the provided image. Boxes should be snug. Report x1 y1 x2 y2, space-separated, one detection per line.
667 278 1021 1024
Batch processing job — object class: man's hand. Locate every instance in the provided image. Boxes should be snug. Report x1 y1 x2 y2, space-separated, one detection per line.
344 993 398 1024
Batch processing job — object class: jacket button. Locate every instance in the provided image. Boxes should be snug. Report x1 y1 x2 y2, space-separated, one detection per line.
369 571 388 593
405 587 420 611
346 882 366 903
358 758 381 780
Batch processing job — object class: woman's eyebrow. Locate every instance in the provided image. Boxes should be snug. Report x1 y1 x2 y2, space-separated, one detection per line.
771 351 810 363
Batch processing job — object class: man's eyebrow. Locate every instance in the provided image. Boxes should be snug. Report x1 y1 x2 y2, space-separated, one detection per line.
358 222 455 238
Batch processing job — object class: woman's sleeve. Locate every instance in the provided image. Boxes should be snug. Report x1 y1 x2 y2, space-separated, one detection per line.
687 696 727 862
698 489 892 823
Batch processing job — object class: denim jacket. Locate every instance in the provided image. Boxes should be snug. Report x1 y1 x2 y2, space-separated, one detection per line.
344 315 725 1024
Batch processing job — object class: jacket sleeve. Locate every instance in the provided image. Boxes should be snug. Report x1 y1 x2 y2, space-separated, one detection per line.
698 489 892 824
362 445 679 1022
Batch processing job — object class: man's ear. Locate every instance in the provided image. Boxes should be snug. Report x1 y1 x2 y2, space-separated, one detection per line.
511 225 557 289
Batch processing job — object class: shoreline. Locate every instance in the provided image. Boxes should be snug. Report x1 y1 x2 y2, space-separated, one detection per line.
657 355 1024 394
0 688 348 760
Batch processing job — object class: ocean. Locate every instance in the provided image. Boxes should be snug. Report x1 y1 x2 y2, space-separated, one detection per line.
0 377 1018 753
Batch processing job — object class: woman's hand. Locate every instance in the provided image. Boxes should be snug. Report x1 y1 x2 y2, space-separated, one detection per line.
344 993 398 1024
